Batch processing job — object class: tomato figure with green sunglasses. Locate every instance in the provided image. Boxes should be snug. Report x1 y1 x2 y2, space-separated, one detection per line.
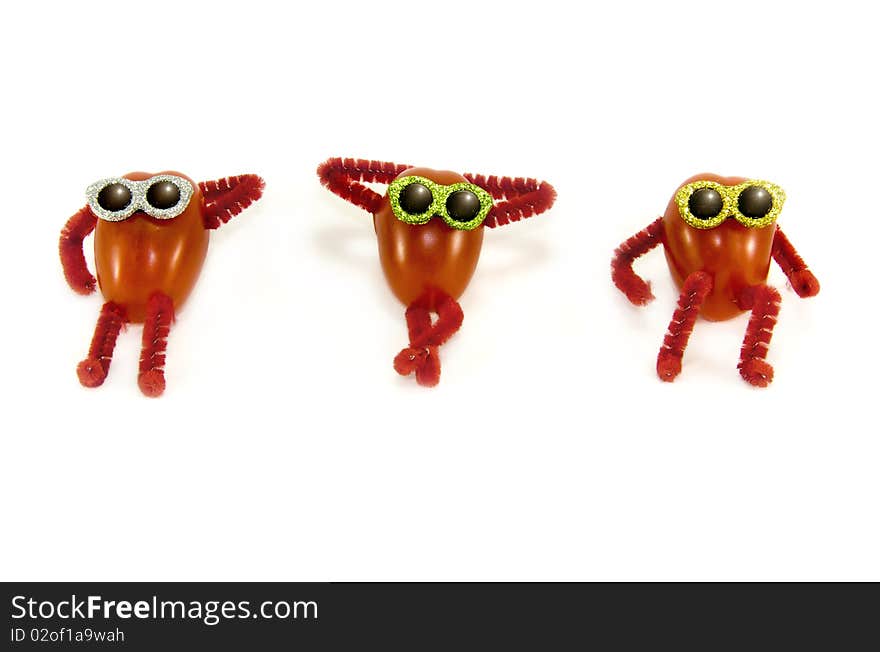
612 173 820 387
377 168 493 305
318 158 556 387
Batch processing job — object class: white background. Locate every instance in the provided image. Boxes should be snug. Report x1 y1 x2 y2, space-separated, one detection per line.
1 0 877 581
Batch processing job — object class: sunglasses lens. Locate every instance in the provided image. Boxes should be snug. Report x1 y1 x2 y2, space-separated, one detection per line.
147 180 182 210
688 188 723 220
446 190 481 223
97 183 132 212
738 185 772 218
399 182 433 215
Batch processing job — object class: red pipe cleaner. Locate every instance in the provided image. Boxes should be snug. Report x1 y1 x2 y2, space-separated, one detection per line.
138 292 175 397
317 158 557 225
612 217 665 306
393 289 464 387
199 174 266 229
59 205 98 295
77 301 127 388
772 227 820 298
463 173 557 228
317 158 411 214
738 284 782 387
656 271 713 382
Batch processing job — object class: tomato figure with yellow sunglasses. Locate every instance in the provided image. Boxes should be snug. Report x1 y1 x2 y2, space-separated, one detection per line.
318 158 556 387
612 173 820 387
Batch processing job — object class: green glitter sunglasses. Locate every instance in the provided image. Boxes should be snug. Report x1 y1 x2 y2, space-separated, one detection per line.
388 175 494 231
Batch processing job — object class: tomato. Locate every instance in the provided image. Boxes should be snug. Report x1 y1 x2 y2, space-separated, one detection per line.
93 171 209 323
373 168 484 307
661 173 775 321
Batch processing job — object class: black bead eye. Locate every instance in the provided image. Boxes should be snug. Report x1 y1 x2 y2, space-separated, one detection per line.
446 190 481 222
399 183 433 215
688 188 724 220
738 185 773 218
147 181 181 210
97 183 132 212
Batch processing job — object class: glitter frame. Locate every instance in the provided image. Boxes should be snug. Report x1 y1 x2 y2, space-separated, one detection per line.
86 175 195 222
388 175 494 231
675 180 786 230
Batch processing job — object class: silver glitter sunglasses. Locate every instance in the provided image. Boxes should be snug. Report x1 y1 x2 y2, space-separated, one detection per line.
86 174 195 222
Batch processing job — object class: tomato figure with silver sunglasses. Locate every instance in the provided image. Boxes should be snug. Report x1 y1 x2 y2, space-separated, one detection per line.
612 173 820 387
59 170 264 397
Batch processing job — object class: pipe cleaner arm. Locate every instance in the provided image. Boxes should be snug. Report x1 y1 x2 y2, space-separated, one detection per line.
611 217 665 306
59 205 98 295
463 173 556 228
199 174 265 229
771 226 820 298
317 157 411 214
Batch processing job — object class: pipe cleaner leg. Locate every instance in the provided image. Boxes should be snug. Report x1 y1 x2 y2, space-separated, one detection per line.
77 302 127 388
737 284 781 388
393 289 464 388
137 292 175 398
656 271 713 382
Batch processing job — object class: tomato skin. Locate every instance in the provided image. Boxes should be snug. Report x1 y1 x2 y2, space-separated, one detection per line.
373 167 484 307
93 171 209 323
661 173 776 321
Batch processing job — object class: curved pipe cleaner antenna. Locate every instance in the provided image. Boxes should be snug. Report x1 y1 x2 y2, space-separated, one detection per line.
772 227 820 298
199 174 266 229
317 158 557 226
463 172 557 228
317 158 411 214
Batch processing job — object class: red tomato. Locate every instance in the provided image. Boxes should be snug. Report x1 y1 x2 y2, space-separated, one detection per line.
661 173 776 321
373 167 485 307
93 171 209 322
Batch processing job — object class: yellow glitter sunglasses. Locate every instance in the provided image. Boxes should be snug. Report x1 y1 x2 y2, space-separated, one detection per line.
388 175 494 231
675 180 786 229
